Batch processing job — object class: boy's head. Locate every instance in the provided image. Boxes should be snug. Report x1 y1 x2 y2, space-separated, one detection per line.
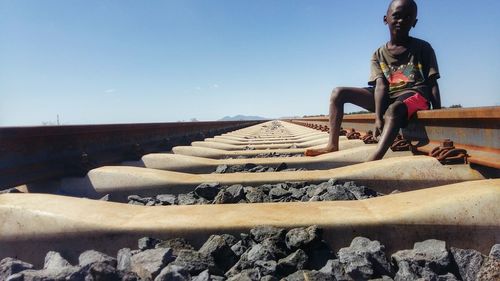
384 0 418 37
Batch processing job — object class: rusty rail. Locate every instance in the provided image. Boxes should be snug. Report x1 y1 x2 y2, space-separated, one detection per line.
0 120 265 189
287 106 500 170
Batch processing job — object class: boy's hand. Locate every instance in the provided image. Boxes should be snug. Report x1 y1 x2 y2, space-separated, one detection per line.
374 118 384 138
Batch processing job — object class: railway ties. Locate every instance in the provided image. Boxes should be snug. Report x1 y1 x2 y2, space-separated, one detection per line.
1 120 499 280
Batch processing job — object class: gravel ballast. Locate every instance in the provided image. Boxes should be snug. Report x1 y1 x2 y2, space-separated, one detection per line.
212 163 305 174
223 152 304 159
2 225 498 280
126 180 382 206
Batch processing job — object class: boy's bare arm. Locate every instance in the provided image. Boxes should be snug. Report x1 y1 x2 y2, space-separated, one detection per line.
428 78 441 109
374 77 389 137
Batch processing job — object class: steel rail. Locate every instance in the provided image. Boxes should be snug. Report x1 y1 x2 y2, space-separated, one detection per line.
287 106 500 171
0 120 265 189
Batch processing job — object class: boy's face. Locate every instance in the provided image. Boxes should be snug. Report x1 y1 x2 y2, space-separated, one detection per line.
384 0 418 37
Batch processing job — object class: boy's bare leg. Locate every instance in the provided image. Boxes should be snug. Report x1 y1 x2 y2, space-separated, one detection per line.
366 101 407 161
305 87 375 156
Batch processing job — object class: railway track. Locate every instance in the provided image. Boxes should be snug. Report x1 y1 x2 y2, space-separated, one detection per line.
0 108 499 280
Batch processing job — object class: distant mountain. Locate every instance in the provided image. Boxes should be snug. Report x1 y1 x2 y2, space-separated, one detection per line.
218 115 267 121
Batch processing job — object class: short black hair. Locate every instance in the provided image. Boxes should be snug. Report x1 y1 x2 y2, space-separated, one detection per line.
387 0 418 15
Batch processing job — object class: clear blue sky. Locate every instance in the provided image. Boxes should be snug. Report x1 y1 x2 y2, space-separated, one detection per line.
1 0 499 126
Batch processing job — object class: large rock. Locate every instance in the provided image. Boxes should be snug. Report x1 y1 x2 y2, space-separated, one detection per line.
250 226 286 243
170 249 220 276
79 249 117 268
344 182 378 200
44 251 71 269
127 195 146 205
261 238 289 259
277 249 308 276
145 198 157 206
194 183 222 200
226 237 288 278
319 259 350 281
213 190 236 204
244 187 268 203
321 185 356 201
177 192 198 205
130 248 174 280
128 195 155 205
231 233 254 258
0 258 34 280
214 165 229 174
199 235 238 271
285 226 322 250
392 239 452 280
338 237 392 280
246 243 278 263
450 247 484 281
117 248 132 271
269 186 292 200
256 184 274 194
154 264 191 281
226 184 245 202
156 194 177 205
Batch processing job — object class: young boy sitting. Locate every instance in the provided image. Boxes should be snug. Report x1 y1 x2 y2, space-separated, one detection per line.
305 0 441 161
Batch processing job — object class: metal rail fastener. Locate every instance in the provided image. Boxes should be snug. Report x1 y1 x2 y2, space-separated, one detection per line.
429 139 468 165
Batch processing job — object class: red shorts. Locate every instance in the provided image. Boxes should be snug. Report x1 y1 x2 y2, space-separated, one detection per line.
402 92 429 118
364 87 430 119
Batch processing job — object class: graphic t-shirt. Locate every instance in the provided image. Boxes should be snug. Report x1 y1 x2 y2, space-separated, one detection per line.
368 37 440 98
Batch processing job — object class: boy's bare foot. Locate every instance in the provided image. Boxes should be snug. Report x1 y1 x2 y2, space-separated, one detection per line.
304 147 338 156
